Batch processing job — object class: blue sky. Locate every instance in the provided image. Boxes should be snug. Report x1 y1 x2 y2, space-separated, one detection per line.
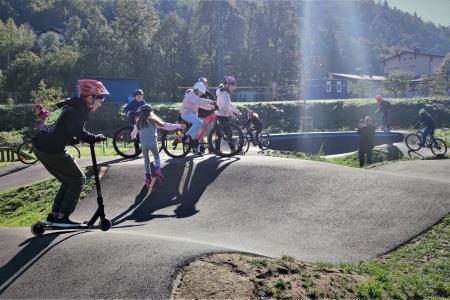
386 0 450 27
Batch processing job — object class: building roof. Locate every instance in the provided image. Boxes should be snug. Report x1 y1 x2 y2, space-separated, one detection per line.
329 73 386 81
35 26 64 35
381 50 444 63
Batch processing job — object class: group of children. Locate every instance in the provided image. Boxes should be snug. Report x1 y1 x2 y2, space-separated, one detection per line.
125 75 262 188
32 78 436 226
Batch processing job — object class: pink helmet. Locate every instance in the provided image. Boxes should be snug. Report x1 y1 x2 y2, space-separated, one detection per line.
247 110 254 119
375 95 383 102
33 103 43 110
223 75 236 86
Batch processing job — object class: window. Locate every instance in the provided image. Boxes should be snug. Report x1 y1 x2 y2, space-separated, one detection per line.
337 81 342 93
326 81 331 93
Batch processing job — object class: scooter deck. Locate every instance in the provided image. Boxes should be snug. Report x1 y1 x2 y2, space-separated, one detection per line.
40 222 100 231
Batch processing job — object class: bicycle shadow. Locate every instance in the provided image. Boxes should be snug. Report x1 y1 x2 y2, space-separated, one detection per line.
112 155 240 225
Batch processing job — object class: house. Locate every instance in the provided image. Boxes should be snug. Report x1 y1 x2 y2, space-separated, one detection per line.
35 26 65 47
304 79 348 99
381 49 444 77
74 77 140 102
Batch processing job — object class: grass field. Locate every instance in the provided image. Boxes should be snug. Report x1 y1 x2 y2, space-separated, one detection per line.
0 168 96 226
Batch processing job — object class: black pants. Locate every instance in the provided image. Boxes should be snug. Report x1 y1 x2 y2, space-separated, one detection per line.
359 147 373 167
248 128 262 146
215 116 235 151
381 113 389 130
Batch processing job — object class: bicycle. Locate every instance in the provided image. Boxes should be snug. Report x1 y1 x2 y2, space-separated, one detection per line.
161 114 244 158
241 126 271 153
17 141 81 164
405 129 447 156
112 125 164 159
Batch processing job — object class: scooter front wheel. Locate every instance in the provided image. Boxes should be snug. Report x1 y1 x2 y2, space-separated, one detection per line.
31 221 46 236
100 218 112 231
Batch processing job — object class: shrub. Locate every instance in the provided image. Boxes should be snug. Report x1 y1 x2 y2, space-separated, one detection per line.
0 130 23 147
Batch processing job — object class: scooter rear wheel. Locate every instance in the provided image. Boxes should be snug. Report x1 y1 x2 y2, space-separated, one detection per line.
100 218 112 231
31 221 46 236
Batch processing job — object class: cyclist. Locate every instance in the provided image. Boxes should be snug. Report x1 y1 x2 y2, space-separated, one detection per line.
123 89 147 125
375 95 391 131
134 104 185 188
197 77 216 154
243 110 263 147
180 82 215 154
215 76 242 151
33 103 49 129
32 79 108 227
414 108 435 147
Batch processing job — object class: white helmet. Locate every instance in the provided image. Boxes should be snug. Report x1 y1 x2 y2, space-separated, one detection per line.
193 82 206 94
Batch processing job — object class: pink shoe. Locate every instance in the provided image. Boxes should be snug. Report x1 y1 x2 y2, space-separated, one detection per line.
154 167 164 185
144 174 152 189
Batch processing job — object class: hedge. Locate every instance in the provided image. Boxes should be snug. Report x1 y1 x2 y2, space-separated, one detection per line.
1 98 449 137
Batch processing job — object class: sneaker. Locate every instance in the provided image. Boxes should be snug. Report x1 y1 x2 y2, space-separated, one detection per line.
45 213 56 225
52 215 81 228
154 167 164 185
145 173 152 189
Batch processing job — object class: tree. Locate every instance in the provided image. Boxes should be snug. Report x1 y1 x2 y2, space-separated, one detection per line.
385 71 414 97
0 18 36 70
430 52 450 95
39 31 60 53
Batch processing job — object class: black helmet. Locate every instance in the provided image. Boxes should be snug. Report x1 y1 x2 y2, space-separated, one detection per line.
133 89 144 97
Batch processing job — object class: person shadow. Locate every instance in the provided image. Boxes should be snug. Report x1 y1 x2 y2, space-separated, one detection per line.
112 155 239 225
0 231 85 295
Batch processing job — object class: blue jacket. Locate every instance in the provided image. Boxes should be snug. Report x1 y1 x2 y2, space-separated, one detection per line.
123 99 146 114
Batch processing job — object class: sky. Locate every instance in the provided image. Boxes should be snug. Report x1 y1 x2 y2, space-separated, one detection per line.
386 0 450 27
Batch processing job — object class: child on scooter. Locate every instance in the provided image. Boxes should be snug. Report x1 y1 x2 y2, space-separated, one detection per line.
133 104 186 188
32 79 108 226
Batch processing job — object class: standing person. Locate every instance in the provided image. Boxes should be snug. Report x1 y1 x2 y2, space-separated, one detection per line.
357 116 376 167
32 79 109 226
133 104 185 188
375 95 391 131
33 103 49 129
215 75 242 151
196 77 217 154
414 109 435 146
123 89 147 125
180 82 215 154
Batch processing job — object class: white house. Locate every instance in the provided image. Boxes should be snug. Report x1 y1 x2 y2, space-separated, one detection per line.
381 49 444 77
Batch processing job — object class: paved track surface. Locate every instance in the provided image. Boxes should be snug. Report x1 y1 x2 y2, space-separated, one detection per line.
1 152 449 298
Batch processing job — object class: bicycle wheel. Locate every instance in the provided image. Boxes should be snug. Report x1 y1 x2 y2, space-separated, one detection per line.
67 145 81 159
430 138 447 156
405 134 421 151
161 128 191 158
258 131 271 150
242 136 250 154
113 126 142 158
208 122 244 157
17 141 39 164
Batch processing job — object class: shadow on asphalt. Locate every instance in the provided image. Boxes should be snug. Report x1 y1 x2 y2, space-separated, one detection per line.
0 231 86 295
112 155 240 225
0 165 30 177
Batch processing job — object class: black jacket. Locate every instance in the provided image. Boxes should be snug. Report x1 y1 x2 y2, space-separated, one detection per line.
198 90 217 118
415 113 435 129
32 97 96 153
243 115 263 131
357 124 375 149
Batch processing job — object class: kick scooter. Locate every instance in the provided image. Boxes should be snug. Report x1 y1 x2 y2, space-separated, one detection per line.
31 142 112 236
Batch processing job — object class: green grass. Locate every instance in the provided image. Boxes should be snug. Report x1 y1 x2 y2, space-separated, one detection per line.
0 168 96 226
335 214 450 299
